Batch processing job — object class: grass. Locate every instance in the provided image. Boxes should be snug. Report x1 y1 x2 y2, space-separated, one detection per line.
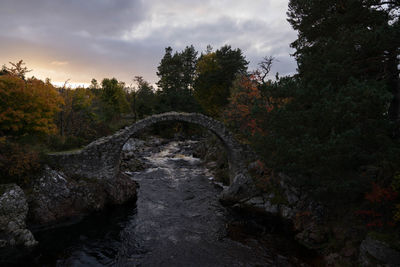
47 148 83 155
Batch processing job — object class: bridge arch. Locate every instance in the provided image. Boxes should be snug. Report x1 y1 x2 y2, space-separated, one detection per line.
49 112 254 201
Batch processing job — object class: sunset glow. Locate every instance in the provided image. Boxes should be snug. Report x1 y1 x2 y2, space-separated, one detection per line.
0 0 297 86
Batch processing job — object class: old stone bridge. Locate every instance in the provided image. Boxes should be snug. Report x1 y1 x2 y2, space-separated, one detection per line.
49 112 256 201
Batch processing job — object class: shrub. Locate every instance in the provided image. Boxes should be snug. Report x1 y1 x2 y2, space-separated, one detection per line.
0 140 41 187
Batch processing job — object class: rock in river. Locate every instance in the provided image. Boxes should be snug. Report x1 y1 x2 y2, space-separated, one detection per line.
28 166 137 225
0 184 37 248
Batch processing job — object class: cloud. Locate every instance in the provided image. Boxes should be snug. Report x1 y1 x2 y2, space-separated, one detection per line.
0 0 297 85
51 61 69 66
0 0 146 37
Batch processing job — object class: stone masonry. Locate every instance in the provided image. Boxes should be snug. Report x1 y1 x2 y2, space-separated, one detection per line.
48 112 257 201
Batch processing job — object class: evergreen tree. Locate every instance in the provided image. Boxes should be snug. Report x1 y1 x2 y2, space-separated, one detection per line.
133 76 156 119
194 45 248 117
287 0 399 121
260 0 400 186
156 46 200 112
100 78 129 122
181 45 198 92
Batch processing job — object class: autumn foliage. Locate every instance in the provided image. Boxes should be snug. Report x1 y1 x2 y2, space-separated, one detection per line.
0 61 63 186
356 182 399 228
0 140 41 186
223 74 289 144
224 75 266 138
0 74 63 136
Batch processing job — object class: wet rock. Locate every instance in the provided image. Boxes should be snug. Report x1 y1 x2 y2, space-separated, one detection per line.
120 138 149 172
324 253 341 266
192 136 230 186
243 196 265 209
120 157 147 172
245 196 264 205
359 235 400 266
28 167 137 225
122 138 145 152
264 201 279 214
295 225 327 249
0 184 37 248
220 173 260 205
28 167 105 224
103 172 137 205
279 205 295 219
230 167 330 251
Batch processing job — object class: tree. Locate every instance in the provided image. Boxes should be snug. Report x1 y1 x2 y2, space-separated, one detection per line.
130 76 156 119
57 87 96 139
90 78 99 90
181 45 198 92
224 74 267 140
287 0 399 123
194 45 248 116
254 56 274 84
255 0 400 187
0 74 63 137
156 45 200 112
3 60 32 79
100 78 129 122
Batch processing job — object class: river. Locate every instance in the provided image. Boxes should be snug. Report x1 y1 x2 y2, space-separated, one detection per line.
10 138 316 266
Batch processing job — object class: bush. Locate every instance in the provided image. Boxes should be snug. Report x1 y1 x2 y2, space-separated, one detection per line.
0 139 42 187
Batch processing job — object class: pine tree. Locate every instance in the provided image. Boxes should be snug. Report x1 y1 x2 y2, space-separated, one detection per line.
156 46 200 112
260 0 400 183
287 0 399 121
194 45 248 116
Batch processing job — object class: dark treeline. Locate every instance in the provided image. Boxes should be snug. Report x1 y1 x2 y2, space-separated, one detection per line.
0 0 399 248
222 0 400 241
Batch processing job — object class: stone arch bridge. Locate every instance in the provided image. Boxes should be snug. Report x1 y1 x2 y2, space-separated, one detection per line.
49 112 256 202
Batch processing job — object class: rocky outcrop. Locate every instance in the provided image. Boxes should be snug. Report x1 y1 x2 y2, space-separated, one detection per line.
120 138 148 172
191 133 329 254
0 184 37 248
225 169 327 250
103 172 137 205
0 142 139 250
220 173 260 204
359 235 400 266
193 136 230 185
192 136 260 203
28 167 137 225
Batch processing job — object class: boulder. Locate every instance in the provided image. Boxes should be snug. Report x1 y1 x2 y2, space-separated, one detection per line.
122 138 145 152
28 167 137 225
359 235 400 266
264 200 279 214
103 172 138 204
0 184 37 248
220 173 260 205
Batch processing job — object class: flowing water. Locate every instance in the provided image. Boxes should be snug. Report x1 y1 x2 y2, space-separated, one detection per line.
8 139 316 266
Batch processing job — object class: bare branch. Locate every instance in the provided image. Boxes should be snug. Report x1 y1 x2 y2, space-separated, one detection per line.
256 56 275 84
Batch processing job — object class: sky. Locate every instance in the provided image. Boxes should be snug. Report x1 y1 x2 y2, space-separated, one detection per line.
0 0 298 88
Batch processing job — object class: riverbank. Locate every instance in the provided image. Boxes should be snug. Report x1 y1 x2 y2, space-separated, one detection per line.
194 135 400 266
2 137 319 266
2 133 400 266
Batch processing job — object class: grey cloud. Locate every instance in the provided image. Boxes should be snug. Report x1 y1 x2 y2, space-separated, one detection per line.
124 16 297 79
0 0 297 84
0 0 146 37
